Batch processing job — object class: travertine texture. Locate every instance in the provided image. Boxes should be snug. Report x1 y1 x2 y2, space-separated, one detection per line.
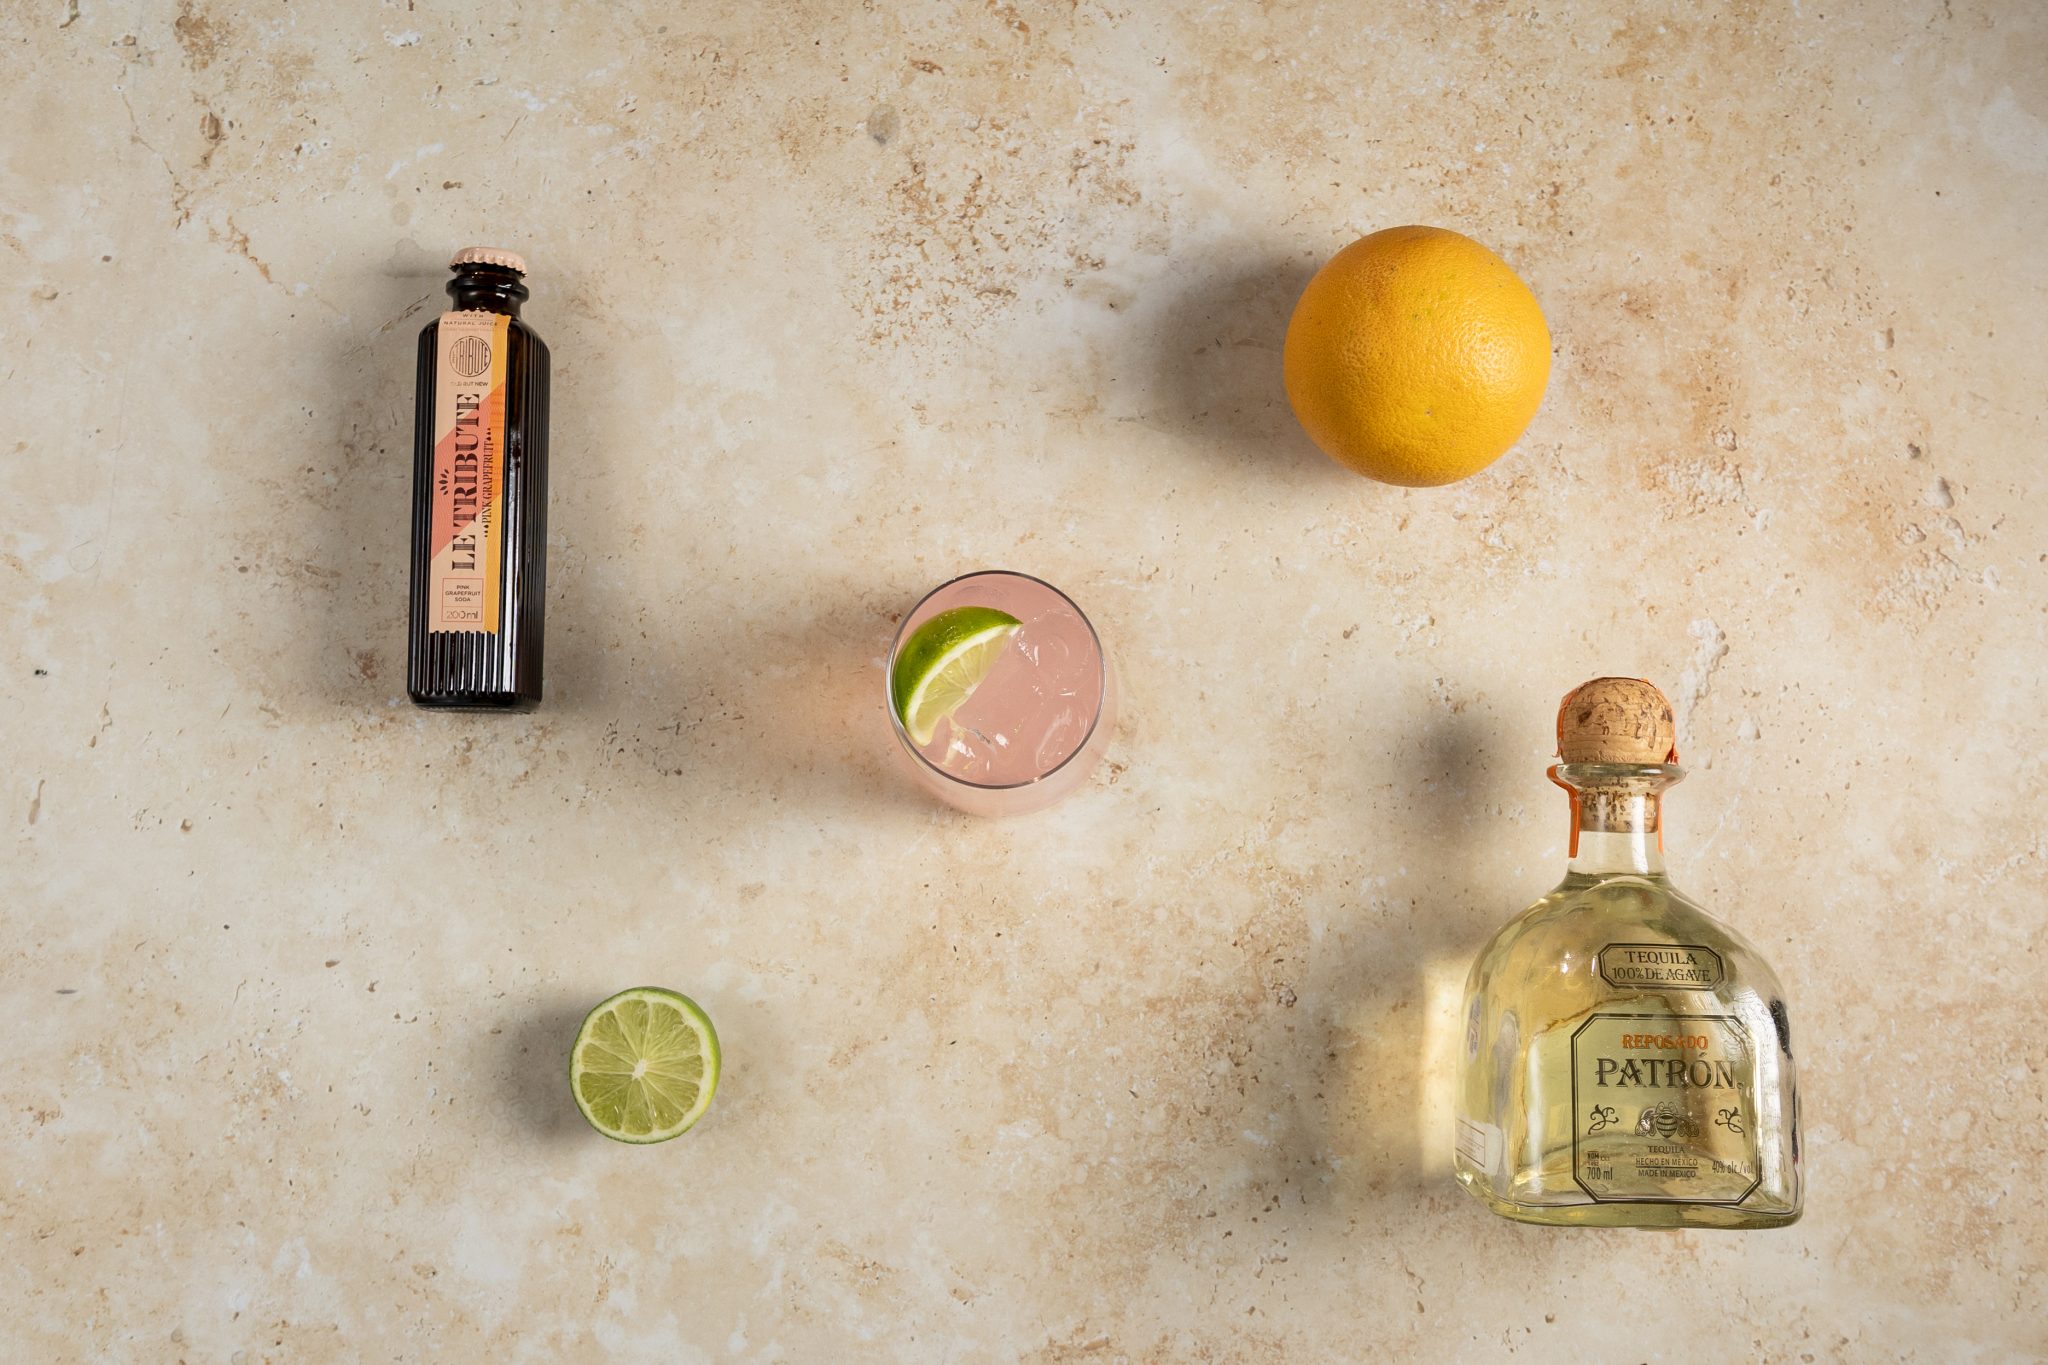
3 2 2044 1360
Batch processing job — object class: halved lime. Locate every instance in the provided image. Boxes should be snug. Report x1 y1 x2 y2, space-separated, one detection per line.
890 605 1023 746
569 987 721 1144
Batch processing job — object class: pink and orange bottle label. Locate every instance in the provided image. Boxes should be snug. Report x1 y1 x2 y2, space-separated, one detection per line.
427 311 510 634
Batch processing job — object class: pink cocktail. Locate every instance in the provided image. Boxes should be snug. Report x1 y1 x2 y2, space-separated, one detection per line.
886 571 1116 815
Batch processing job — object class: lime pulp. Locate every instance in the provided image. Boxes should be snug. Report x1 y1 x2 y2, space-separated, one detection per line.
569 987 721 1144
890 606 1023 747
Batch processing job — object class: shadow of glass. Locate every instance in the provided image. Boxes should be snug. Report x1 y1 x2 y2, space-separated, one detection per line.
488 574 937 825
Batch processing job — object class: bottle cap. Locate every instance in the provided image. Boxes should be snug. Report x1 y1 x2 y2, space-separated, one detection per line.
450 246 527 274
1557 677 1678 764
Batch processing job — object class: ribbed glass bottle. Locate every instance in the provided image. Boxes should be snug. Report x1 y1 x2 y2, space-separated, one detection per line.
406 248 551 709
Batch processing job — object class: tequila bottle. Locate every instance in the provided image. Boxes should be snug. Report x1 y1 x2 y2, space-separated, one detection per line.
1453 678 1801 1228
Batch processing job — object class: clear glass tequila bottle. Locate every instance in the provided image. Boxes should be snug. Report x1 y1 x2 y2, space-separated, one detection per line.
1453 678 1801 1228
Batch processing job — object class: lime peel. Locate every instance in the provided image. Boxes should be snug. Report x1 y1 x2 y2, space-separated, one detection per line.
570 987 721 1144
891 606 1023 747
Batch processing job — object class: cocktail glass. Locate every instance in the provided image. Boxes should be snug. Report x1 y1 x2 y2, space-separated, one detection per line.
885 570 1116 816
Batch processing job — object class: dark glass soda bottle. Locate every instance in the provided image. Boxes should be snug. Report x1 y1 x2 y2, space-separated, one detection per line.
406 247 551 709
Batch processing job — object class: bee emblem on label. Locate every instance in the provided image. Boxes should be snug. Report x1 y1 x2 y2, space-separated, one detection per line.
1635 1100 1692 1139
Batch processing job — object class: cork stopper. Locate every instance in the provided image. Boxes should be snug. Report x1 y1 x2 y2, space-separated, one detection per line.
450 246 527 274
1557 677 1678 764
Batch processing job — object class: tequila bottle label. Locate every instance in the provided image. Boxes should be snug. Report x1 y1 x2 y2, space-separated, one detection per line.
1597 942 1724 989
1454 1116 1503 1177
1570 1012 1761 1204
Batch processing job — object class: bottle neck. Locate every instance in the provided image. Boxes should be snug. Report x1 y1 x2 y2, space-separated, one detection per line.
446 265 527 316
1567 795 1666 876
1550 763 1679 878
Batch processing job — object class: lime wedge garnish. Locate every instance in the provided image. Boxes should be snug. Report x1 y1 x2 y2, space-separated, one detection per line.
891 605 1023 747
570 987 721 1144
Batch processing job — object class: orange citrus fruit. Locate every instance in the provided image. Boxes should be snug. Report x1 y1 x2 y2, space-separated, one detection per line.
1282 225 1550 487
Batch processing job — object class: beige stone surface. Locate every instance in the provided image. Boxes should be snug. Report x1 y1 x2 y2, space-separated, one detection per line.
3 1 2044 1360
